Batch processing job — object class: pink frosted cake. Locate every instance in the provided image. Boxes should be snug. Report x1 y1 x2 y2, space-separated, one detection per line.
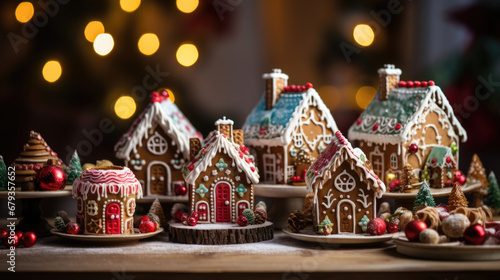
72 166 143 234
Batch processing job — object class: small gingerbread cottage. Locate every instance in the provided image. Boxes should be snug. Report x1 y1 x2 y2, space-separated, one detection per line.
115 91 202 199
243 69 338 185
72 166 143 234
183 117 259 223
425 146 457 188
348 64 467 186
306 131 386 234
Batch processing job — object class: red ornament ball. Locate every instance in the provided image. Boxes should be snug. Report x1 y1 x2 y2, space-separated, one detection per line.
65 222 80 235
0 228 7 241
35 164 66 191
387 222 399 233
409 144 418 154
457 175 466 186
306 82 313 89
21 232 37 248
422 81 428 87
174 210 186 222
464 224 486 245
404 220 427 242
395 123 402 130
367 218 387 236
180 213 189 223
389 179 401 192
290 85 297 92
175 184 188 196
398 81 407 87
237 215 248 227
414 81 421 87
429 80 435 86
189 211 199 222
407 81 415 88
15 231 23 240
187 216 198 226
140 216 150 223
284 86 290 92
3 234 19 248
139 220 157 233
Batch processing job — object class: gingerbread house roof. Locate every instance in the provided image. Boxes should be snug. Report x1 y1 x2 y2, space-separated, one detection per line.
183 122 260 185
242 88 338 146
306 131 386 198
348 85 467 145
115 96 202 161
425 146 455 167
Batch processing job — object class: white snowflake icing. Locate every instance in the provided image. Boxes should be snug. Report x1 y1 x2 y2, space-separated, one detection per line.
203 175 209 182
225 169 231 175
212 170 218 176
235 176 241 182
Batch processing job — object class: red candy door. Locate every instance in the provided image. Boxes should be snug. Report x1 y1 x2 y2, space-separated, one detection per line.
215 183 231 222
106 203 121 234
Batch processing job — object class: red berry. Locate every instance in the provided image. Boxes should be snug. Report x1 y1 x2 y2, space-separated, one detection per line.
414 81 421 87
306 82 313 89
181 213 189 222
237 215 248 226
21 232 37 248
290 85 297 92
422 81 428 87
428 80 435 86
3 234 19 248
398 81 407 87
139 220 157 233
367 218 387 236
409 144 418 154
407 81 414 88
65 222 80 235
372 124 379 131
140 216 150 223
174 210 185 222
356 119 362 125
300 85 306 91
395 123 402 130
284 86 290 92
187 217 198 226
387 222 399 233
175 184 188 196
189 211 199 222
404 220 427 242
389 179 401 192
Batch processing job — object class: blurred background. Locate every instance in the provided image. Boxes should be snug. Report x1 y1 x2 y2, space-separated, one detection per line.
1 0 500 216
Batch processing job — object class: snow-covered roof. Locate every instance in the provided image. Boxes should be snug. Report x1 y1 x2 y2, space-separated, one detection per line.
114 97 202 161
306 131 386 198
243 88 338 146
348 85 467 145
183 122 259 186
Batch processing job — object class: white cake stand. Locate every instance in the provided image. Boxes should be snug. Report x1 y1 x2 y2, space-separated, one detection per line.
254 184 310 229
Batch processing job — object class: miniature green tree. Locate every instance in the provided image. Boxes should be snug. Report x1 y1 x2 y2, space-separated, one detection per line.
0 156 7 190
413 181 435 212
486 172 500 211
66 150 83 185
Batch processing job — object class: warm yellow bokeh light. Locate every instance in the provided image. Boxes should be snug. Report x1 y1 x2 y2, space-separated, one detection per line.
84 21 105 42
138 33 160 56
15 2 34 23
160 88 175 103
176 0 199 13
120 0 141 12
93 33 114 56
176 43 198 67
114 96 137 119
318 85 342 109
353 24 375 47
42 60 62 83
355 86 377 109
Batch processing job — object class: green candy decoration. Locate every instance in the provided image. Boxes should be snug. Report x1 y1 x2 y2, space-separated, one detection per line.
242 209 255 225
54 216 67 232
420 165 430 182
450 143 458 155
317 216 334 234
413 181 436 212
66 150 83 185
358 215 370 232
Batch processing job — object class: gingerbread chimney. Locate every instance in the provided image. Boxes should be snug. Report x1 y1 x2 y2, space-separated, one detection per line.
377 64 401 101
262 69 289 110
215 117 234 141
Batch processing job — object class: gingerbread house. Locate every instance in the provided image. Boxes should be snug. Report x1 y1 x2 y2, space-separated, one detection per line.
72 166 143 234
115 91 202 199
242 69 338 185
306 131 386 234
347 64 467 186
425 146 457 188
183 117 259 223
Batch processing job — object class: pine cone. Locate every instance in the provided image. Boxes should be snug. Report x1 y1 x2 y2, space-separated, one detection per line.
288 211 307 233
254 209 267 224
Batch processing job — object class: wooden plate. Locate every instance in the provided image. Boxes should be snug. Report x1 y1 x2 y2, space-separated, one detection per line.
282 227 397 244
254 184 309 198
0 186 73 199
50 228 164 243
383 181 481 199
394 238 500 261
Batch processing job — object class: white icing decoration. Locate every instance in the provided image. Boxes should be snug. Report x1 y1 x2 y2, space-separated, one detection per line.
235 176 240 181
212 170 218 176
321 189 337 209
356 188 372 209
225 169 231 175
334 170 355 193
203 175 209 182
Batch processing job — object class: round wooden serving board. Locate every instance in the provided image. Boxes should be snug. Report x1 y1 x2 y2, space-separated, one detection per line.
168 220 274 245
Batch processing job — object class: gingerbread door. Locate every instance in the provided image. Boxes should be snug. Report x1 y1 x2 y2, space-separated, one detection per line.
106 203 121 234
215 183 231 222
338 201 354 233
150 164 167 195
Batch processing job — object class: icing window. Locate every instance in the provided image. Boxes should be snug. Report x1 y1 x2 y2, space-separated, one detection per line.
323 135 332 144
87 200 98 216
77 197 84 213
147 131 168 155
334 170 355 193
126 198 136 217
390 153 398 169
197 202 208 221
293 134 303 147
286 166 296 181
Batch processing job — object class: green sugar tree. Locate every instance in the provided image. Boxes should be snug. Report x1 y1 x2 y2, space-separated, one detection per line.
413 181 435 212
66 150 83 185
486 171 500 211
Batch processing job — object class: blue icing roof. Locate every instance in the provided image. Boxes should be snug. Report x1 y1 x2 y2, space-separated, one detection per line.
160 99 201 139
244 92 306 138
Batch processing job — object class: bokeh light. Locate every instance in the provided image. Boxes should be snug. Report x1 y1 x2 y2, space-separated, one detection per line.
355 86 377 109
353 24 375 47
120 0 141 12
318 86 342 109
114 96 137 119
15 2 34 23
176 0 199 13
84 21 105 43
93 33 114 56
138 33 160 55
176 43 199 67
160 88 175 103
42 60 62 83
